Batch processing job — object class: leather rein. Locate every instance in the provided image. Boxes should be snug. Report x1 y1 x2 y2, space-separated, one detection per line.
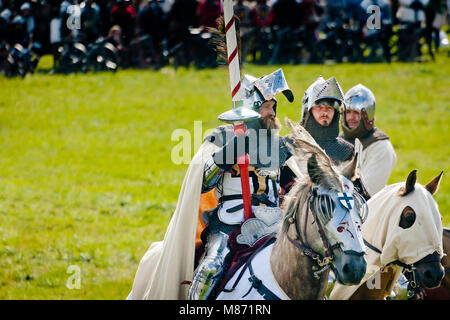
363 238 442 298
285 190 340 278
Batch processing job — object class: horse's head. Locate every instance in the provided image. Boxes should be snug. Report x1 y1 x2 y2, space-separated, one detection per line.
397 170 445 293
365 170 445 293
283 118 367 285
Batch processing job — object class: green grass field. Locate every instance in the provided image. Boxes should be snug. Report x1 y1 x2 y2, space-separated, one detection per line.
0 53 449 299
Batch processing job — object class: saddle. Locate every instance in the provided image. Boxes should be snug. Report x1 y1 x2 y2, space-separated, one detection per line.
215 233 276 299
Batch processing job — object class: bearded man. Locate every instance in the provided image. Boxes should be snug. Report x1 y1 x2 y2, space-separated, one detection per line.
279 76 354 197
340 84 397 197
128 68 294 300
299 76 354 165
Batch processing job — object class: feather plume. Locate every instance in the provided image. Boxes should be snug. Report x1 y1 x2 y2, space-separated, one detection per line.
207 15 242 69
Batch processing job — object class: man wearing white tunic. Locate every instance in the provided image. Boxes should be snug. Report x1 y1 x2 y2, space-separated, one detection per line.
340 84 397 197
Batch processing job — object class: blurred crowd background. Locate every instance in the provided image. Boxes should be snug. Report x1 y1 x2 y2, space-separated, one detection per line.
0 0 449 76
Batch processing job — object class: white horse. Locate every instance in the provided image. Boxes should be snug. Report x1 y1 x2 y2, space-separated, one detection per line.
215 119 368 300
329 170 445 300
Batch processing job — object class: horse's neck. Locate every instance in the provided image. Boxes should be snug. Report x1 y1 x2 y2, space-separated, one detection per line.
270 229 329 300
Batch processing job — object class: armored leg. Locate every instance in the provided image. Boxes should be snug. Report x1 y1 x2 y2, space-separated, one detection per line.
188 231 230 300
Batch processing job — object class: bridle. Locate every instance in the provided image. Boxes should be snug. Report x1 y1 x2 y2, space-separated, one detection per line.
363 238 442 298
285 189 340 279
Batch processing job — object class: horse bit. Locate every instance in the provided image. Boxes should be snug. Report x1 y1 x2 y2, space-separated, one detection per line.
286 190 340 279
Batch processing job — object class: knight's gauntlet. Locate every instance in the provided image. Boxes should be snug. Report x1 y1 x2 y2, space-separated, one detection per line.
202 156 223 193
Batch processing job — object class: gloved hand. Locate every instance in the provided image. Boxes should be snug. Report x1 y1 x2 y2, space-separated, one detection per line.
212 133 249 171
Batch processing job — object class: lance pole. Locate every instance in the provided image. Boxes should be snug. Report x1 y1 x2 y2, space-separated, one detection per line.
218 0 259 221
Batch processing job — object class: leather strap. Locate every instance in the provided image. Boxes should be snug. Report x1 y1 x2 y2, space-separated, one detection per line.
222 236 275 293
242 262 281 300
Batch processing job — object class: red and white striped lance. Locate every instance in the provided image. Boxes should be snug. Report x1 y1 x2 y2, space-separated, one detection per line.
220 0 254 221
222 0 243 106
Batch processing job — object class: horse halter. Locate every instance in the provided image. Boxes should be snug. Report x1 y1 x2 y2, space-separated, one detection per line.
363 239 442 298
286 189 340 279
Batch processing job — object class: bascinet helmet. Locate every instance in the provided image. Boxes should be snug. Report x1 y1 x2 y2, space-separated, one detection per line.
218 68 294 125
342 84 376 138
300 76 354 163
242 68 294 115
300 76 344 125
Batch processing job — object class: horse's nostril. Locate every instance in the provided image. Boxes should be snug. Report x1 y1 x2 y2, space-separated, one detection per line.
424 270 433 279
343 263 350 274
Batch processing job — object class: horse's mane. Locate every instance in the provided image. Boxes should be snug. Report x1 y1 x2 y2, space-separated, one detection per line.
281 179 312 234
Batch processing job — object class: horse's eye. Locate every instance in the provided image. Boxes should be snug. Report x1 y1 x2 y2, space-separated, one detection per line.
353 192 368 223
399 206 416 229
316 194 335 219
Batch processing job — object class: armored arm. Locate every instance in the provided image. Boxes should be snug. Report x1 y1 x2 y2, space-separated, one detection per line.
202 133 250 192
202 156 224 193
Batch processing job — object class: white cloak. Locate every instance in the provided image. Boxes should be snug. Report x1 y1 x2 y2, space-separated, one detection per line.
128 141 220 300
360 139 397 197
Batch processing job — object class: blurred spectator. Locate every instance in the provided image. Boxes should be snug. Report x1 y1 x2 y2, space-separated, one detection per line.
426 0 447 50
10 15 30 47
32 0 52 54
0 8 12 49
136 0 168 67
106 24 123 50
196 0 222 29
396 0 430 61
168 0 198 31
80 0 101 43
271 0 300 29
234 0 252 62
0 8 12 34
60 0 78 40
20 2 35 36
167 0 198 66
0 0 446 74
324 0 347 25
97 0 112 35
137 0 168 44
250 0 273 27
111 0 136 46
397 0 429 23
298 0 321 27
346 0 365 26
234 0 252 28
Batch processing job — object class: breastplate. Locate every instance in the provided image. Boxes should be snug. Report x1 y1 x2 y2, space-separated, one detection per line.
216 165 280 225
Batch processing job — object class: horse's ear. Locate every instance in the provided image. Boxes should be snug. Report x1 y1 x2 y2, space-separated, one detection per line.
398 169 417 197
341 153 358 181
306 153 340 190
425 171 443 196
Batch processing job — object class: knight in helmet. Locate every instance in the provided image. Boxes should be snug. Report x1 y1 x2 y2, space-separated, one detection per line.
188 68 295 300
278 76 354 197
127 68 295 300
299 76 354 164
340 84 397 197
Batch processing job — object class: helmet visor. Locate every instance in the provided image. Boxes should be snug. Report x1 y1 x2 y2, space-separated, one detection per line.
314 98 341 109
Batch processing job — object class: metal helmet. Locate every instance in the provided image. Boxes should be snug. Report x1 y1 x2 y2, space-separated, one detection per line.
218 69 294 124
301 76 344 122
242 68 294 114
344 84 376 122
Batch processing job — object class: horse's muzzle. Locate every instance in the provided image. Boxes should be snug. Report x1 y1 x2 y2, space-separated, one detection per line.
415 262 445 289
333 251 367 286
